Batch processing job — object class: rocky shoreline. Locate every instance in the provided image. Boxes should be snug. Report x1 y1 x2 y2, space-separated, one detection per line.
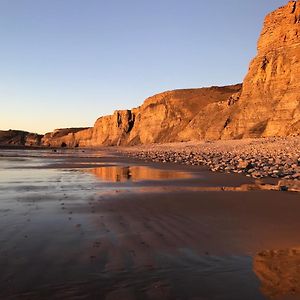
121 137 300 192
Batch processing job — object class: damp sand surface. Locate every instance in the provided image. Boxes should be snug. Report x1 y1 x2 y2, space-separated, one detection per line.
0 148 300 300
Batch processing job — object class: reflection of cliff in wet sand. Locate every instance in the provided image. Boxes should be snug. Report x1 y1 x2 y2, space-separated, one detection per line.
254 248 300 299
85 167 295 193
89 166 192 182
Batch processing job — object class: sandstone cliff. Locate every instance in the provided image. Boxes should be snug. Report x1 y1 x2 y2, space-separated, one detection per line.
41 127 91 147
43 85 241 147
42 1 299 147
127 86 241 145
2 1 299 147
180 0 300 140
221 0 300 138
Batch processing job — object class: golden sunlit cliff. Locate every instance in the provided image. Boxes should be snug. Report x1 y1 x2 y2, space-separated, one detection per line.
1 1 299 147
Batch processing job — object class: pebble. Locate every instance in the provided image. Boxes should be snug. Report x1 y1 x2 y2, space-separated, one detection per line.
123 137 300 186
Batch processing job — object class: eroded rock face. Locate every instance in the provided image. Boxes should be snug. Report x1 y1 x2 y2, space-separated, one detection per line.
222 0 300 138
127 86 241 145
89 110 135 146
0 130 27 145
47 86 241 148
0 130 42 146
41 128 91 147
185 0 300 140
25 133 43 146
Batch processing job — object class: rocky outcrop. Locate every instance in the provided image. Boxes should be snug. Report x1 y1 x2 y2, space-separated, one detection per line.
0 130 27 145
41 128 91 147
0 130 42 146
25 133 43 146
89 110 135 146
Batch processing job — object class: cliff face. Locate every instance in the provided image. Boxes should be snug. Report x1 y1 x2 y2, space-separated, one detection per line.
221 0 300 138
38 85 240 148
182 0 300 140
41 128 91 147
88 110 135 146
2 1 299 148
43 1 299 147
0 130 43 147
126 86 241 145
73 85 241 147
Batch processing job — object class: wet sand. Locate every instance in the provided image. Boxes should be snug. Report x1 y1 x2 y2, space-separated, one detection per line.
0 148 300 299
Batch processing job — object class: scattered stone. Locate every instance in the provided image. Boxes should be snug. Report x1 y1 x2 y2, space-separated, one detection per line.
121 137 300 191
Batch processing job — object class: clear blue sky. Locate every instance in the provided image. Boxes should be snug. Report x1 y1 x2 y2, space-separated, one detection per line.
0 0 287 134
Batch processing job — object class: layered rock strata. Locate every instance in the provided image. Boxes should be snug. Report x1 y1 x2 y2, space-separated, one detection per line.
221 0 300 138
41 128 91 147
36 85 241 147
1 1 299 147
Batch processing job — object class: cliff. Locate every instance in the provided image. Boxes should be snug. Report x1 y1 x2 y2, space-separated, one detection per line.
41 85 241 147
1 1 299 148
41 127 91 147
127 86 241 145
221 0 300 138
0 130 42 147
43 1 300 147
181 0 300 140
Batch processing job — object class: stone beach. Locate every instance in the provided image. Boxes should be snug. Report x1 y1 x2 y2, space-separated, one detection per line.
122 137 300 192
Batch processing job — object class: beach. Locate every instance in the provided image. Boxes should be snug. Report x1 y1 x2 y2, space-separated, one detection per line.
123 137 300 191
0 0 299 299
0 148 299 299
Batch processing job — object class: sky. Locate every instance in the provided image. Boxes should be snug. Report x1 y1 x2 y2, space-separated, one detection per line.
0 0 288 134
